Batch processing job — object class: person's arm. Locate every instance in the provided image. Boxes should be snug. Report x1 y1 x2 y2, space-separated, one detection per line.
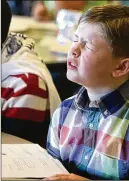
31 1 51 21
55 0 86 11
1 73 50 146
31 0 86 21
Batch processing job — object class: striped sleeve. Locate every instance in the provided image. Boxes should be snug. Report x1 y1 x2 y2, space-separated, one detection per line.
2 73 49 122
1 73 50 146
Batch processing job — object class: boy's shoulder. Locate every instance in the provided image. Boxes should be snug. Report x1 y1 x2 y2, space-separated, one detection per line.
60 95 77 110
56 95 77 126
59 86 88 111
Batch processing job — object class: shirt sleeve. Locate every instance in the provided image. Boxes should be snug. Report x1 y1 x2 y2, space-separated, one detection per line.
1 73 50 146
47 106 61 159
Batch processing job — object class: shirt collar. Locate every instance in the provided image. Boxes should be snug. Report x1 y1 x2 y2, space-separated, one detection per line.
75 80 129 118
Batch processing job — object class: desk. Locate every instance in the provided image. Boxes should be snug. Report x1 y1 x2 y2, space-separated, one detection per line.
2 132 31 144
2 133 68 180
10 16 57 33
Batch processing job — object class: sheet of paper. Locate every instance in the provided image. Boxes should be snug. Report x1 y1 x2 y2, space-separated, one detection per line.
2 144 68 178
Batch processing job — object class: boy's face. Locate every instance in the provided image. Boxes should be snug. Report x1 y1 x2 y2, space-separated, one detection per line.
67 22 120 88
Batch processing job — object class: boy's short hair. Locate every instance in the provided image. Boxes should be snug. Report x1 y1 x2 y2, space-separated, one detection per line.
79 5 129 58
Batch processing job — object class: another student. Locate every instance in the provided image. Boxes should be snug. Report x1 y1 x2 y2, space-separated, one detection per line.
1 0 61 147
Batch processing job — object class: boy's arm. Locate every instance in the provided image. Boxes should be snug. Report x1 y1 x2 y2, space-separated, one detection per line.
47 107 61 159
46 102 91 180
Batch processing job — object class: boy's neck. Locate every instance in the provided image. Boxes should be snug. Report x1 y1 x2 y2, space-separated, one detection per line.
85 78 128 101
86 87 112 101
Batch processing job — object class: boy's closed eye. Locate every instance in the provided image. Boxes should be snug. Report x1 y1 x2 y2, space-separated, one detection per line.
72 34 95 51
72 34 79 42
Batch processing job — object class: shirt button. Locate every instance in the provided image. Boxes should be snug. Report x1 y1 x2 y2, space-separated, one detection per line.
85 155 88 160
89 123 94 129
104 110 109 116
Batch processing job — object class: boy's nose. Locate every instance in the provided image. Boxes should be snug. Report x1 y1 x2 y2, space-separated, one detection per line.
71 45 81 58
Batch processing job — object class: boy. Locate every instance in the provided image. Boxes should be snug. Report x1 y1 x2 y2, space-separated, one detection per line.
46 4 129 180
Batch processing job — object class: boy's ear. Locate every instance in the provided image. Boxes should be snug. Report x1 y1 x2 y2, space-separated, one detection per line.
112 58 129 78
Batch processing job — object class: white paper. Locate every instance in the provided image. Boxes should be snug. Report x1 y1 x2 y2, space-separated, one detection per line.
2 144 68 178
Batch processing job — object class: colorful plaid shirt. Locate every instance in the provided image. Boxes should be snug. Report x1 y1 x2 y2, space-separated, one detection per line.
47 80 129 180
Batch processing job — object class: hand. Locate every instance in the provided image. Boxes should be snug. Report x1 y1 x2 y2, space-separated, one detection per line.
43 173 90 180
32 2 51 21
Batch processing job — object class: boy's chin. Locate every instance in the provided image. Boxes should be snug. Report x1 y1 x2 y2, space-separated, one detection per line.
66 72 79 84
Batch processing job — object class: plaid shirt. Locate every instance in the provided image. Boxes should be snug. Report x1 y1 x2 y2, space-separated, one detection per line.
47 80 129 180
